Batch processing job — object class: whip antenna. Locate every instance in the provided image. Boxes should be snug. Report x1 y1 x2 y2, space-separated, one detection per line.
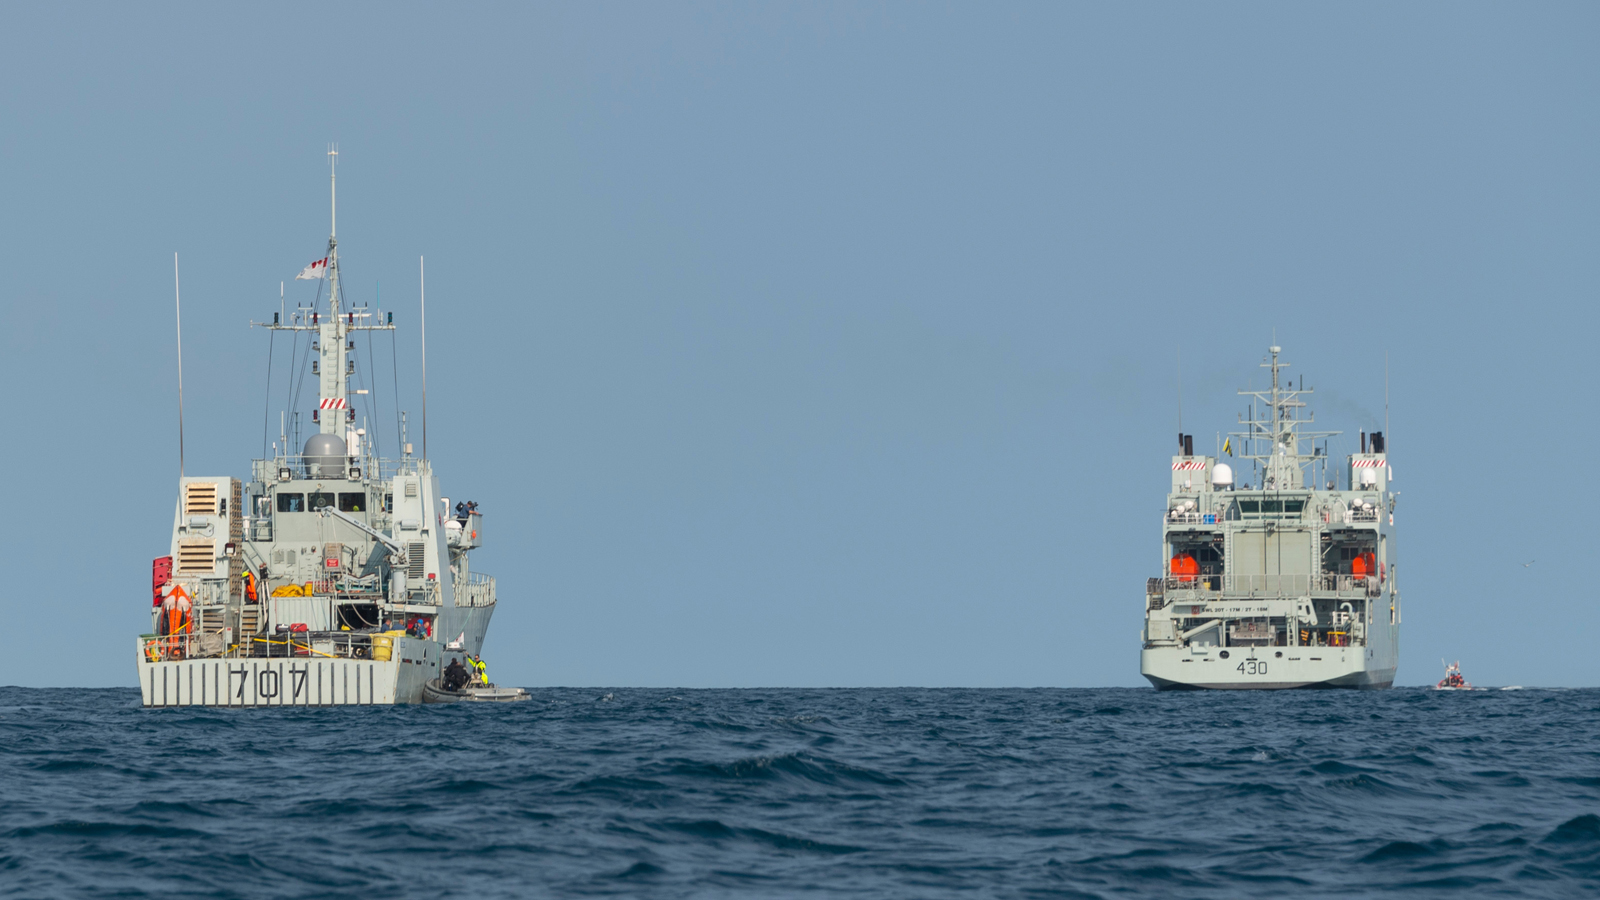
174 252 185 477
420 255 427 462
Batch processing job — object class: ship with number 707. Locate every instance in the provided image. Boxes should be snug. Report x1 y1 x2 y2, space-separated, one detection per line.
138 150 517 706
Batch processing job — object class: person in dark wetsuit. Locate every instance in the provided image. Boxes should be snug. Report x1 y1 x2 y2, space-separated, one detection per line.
443 658 470 692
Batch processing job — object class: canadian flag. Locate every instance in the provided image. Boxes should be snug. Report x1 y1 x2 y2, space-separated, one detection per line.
296 257 328 280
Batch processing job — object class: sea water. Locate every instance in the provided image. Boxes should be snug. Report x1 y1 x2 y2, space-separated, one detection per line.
3 686 1598 898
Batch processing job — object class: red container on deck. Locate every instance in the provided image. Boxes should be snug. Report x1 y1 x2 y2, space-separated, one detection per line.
152 556 173 607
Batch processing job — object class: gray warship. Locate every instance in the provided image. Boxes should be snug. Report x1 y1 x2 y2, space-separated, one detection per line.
138 154 511 706
1141 346 1399 689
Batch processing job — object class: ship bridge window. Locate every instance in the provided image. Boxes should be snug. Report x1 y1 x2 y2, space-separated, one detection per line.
309 491 335 511
276 493 305 513
1237 499 1305 516
338 492 365 513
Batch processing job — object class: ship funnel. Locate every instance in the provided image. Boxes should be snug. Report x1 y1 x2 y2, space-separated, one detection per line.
303 433 348 479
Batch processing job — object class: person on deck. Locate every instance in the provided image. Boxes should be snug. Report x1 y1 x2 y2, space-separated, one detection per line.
443 658 470 692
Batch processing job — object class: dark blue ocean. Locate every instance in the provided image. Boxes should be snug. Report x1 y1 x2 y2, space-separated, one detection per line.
4 687 1600 898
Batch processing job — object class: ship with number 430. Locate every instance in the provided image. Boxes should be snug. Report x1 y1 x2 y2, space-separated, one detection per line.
1141 346 1399 690
138 152 513 707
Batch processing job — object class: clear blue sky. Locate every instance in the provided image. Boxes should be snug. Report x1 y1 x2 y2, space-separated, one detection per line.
2 2 1595 688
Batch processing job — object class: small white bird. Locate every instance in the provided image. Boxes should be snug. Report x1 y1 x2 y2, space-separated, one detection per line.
1523 560 1536 568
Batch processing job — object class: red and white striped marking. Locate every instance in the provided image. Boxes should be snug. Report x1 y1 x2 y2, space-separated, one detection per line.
1351 458 1387 468
1171 460 1207 470
318 398 348 409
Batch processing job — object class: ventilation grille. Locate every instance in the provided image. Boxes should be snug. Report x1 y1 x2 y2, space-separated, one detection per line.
184 482 218 516
404 480 418 498
176 539 216 574
407 542 426 579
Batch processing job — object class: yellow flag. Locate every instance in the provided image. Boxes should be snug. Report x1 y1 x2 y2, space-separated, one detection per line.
1222 438 1232 456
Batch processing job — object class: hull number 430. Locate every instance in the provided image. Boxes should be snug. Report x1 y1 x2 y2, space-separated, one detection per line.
1237 660 1267 675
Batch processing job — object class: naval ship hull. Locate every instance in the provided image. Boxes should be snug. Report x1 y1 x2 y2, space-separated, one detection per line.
138 600 496 707
1141 622 1398 691
138 634 446 707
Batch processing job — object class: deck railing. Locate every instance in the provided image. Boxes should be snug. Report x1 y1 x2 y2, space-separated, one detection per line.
1150 572 1385 598
457 573 496 608
141 629 387 662
251 455 422 484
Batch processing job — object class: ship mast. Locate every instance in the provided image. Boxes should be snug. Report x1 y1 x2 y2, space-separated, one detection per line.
1228 345 1338 490
318 145 346 435
254 147 394 451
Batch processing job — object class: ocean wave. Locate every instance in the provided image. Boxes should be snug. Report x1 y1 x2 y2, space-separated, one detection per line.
667 751 907 787
5 686 1600 897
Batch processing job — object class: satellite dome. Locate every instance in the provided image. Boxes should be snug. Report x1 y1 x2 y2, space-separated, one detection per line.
1211 463 1233 487
303 433 349 479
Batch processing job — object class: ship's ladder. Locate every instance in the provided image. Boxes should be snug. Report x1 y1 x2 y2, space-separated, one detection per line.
198 606 227 634
239 605 262 637
1223 528 1235 593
